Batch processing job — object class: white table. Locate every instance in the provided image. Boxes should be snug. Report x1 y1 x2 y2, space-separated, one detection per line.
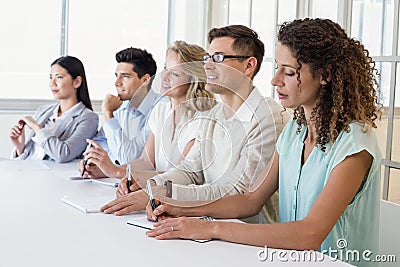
0 160 351 267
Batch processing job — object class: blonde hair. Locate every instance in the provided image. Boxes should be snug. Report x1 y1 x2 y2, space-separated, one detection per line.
166 40 216 115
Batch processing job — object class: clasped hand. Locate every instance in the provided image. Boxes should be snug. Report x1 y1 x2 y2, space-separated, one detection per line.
10 116 42 156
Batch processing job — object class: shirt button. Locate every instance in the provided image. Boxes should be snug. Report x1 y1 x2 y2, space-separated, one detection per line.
293 205 296 209
294 186 297 191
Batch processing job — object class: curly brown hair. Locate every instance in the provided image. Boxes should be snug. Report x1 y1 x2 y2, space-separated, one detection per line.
277 18 382 151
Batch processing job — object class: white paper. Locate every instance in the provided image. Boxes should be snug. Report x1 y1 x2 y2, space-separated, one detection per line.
127 215 155 230
127 215 215 243
61 195 114 213
90 178 120 187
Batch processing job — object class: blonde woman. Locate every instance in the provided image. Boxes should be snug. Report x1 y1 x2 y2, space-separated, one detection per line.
87 41 215 214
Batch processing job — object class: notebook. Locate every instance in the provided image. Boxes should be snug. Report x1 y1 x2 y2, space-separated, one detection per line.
61 195 114 213
127 215 215 243
68 177 120 187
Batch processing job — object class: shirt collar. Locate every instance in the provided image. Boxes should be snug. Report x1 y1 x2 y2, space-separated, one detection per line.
65 102 85 116
231 87 263 123
123 88 161 115
51 102 84 119
138 88 160 115
51 104 60 118
120 100 131 110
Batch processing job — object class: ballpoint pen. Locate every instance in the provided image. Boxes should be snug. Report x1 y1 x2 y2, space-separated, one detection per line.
81 143 93 177
146 179 158 222
126 164 132 193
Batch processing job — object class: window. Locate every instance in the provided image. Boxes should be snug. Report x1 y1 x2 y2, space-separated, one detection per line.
351 0 400 202
167 0 208 47
0 0 168 101
0 1 61 99
227 0 297 97
312 0 339 21
68 0 168 100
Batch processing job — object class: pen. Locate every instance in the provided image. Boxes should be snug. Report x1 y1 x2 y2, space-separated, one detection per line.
18 120 26 127
126 164 132 193
146 179 158 222
81 143 93 177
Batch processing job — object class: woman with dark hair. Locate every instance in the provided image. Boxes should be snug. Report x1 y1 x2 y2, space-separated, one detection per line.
146 19 382 266
10 56 99 163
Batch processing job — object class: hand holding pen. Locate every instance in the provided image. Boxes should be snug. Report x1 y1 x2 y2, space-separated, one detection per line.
116 165 140 197
146 179 158 222
126 164 132 193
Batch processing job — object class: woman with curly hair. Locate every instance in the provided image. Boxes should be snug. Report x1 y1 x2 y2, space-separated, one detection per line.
146 18 382 266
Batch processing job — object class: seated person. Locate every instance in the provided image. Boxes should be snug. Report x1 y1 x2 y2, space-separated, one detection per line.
102 26 287 224
81 40 215 180
9 56 98 163
146 18 382 267
83 40 216 211
83 47 161 170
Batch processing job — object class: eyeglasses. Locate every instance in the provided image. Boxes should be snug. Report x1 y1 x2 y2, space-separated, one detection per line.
202 53 251 64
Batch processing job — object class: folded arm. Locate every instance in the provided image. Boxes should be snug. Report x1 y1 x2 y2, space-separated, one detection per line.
36 112 99 163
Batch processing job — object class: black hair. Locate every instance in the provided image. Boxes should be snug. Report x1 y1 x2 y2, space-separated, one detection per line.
116 47 157 89
51 56 93 110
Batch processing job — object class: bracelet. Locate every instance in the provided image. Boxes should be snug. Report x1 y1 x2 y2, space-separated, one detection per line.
164 180 172 198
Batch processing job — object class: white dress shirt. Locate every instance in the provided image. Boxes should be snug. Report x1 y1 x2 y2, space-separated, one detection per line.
152 88 287 223
94 89 162 164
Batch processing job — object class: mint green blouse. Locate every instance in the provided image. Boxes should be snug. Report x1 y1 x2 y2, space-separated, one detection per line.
276 119 381 266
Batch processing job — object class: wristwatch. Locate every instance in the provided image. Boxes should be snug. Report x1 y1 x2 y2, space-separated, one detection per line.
165 180 172 198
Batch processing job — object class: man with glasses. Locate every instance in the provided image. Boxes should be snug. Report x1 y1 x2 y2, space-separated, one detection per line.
103 25 286 224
